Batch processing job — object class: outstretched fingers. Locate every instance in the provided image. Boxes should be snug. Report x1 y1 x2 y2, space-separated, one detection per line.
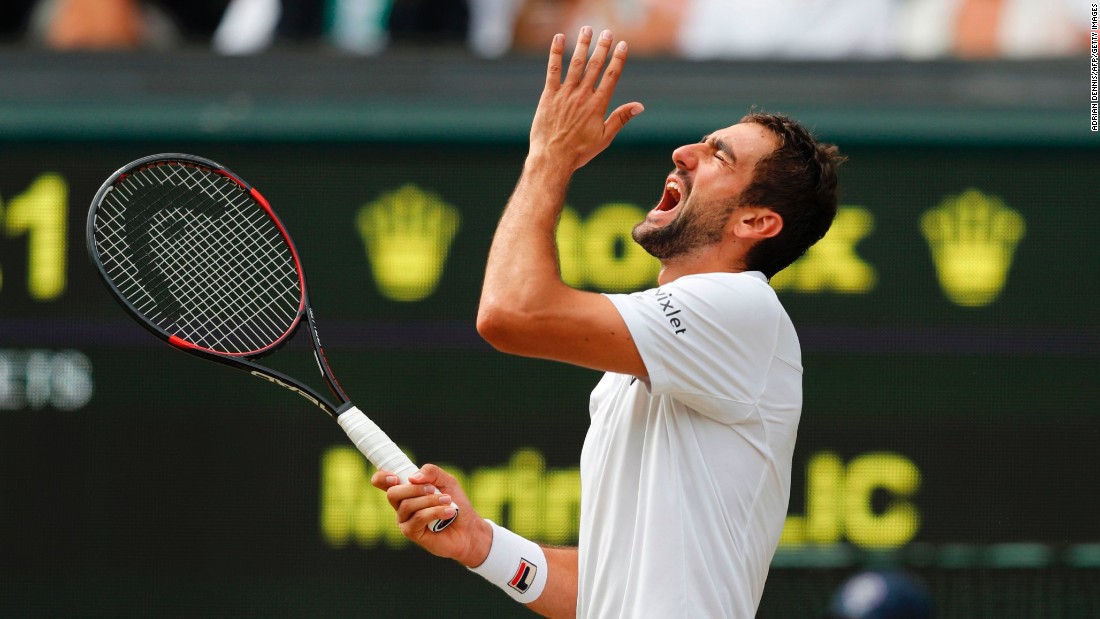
563 26 594 86
544 33 565 90
548 27 629 98
534 26 643 169
580 29 615 91
596 40 642 142
595 40 629 104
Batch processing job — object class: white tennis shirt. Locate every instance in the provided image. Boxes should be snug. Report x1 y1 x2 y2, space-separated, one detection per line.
578 271 802 618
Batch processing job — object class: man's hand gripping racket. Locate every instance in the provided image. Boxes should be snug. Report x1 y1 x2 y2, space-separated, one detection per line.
86 153 457 532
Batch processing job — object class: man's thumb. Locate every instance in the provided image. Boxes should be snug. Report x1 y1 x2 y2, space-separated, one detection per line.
606 102 644 137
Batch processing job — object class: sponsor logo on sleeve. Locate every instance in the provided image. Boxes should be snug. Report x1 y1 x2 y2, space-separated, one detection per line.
654 288 688 335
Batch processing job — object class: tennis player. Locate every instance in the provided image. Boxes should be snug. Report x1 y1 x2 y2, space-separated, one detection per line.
372 26 844 618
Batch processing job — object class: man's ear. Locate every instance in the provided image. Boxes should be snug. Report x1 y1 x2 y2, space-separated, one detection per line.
731 207 783 240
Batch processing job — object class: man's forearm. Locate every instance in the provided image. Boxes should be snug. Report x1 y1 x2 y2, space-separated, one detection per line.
478 157 574 328
478 25 641 358
526 546 579 619
464 521 578 618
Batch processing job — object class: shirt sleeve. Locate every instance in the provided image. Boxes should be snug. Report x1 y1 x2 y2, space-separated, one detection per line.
605 273 785 425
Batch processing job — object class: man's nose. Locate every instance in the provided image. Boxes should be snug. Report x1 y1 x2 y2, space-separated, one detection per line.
671 144 698 170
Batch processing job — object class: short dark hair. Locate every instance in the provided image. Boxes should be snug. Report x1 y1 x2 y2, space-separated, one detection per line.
738 112 845 279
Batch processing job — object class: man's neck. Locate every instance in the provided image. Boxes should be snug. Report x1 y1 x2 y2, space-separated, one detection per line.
656 253 747 285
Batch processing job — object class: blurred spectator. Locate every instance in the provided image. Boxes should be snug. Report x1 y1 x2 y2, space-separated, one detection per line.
898 0 1086 58
388 0 469 47
823 569 934 619
497 0 896 58
15 0 471 55
38 0 148 49
467 0 523 57
0 0 39 44
216 0 469 55
25 0 228 50
676 0 898 59
6 0 1089 58
487 0 1089 60
506 0 687 57
316 0 392 55
212 0 283 54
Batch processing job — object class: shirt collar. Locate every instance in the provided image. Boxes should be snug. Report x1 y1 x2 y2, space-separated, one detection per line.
742 271 768 283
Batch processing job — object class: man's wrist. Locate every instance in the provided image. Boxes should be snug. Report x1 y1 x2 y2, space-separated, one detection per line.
459 515 495 569
467 520 548 603
523 150 575 183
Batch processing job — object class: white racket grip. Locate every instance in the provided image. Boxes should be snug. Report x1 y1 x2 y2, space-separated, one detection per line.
336 405 458 532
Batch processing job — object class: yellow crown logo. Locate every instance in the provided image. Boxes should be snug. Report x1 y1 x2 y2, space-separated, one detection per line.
356 184 460 302
920 189 1025 307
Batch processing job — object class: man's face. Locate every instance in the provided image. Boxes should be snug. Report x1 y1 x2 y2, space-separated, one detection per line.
633 122 778 259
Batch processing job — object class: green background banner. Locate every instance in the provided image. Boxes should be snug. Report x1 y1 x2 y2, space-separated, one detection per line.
0 53 1098 616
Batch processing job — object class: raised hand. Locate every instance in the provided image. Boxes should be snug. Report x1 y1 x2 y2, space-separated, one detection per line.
529 27 644 172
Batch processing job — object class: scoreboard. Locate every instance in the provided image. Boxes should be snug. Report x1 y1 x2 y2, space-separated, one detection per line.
0 139 1098 617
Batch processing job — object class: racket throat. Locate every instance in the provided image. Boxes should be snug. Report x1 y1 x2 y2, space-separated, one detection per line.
307 307 351 404
249 370 334 416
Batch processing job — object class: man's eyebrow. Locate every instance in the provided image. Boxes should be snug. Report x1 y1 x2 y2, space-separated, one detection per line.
700 134 737 163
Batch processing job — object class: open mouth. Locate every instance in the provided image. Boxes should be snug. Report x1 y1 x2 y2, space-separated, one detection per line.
656 178 684 212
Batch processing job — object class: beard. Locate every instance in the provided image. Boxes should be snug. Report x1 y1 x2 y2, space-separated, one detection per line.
632 195 737 260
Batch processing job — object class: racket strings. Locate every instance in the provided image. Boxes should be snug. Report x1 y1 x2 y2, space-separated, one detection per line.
142 173 294 348
131 166 298 352
93 161 302 354
148 210 285 350
140 164 301 352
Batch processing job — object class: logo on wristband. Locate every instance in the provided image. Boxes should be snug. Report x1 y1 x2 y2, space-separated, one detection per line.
509 558 539 594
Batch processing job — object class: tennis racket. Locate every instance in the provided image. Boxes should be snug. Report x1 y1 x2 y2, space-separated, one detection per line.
86 153 457 532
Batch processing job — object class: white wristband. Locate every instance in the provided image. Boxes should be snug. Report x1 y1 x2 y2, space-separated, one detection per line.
468 520 548 603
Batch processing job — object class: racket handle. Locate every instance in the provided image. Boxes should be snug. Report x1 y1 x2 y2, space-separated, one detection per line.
336 405 458 532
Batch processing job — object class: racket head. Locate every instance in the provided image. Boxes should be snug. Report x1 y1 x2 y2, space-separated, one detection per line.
87 153 307 359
